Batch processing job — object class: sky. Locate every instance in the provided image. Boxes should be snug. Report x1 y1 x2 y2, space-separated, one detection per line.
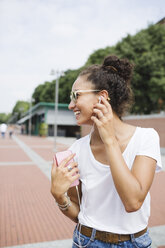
0 0 165 113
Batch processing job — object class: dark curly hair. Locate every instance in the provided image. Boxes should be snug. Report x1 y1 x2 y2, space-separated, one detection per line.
79 55 134 118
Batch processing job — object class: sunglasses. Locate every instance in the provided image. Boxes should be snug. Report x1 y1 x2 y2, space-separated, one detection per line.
70 90 100 102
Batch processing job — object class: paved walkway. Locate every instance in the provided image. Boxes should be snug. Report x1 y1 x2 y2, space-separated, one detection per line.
0 135 165 248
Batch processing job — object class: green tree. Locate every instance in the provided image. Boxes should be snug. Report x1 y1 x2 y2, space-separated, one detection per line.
58 69 81 103
32 84 45 105
0 113 11 124
39 81 55 103
32 69 81 105
127 24 165 113
84 24 165 114
31 23 165 114
85 46 117 66
12 101 30 120
32 81 55 104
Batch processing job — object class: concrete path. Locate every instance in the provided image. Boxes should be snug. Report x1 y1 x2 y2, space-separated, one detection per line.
0 135 165 248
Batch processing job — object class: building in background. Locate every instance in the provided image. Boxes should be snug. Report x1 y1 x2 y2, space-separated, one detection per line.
17 102 80 137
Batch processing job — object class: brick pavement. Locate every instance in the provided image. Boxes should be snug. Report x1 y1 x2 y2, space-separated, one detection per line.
0 135 75 248
0 138 31 163
0 134 165 248
149 172 165 227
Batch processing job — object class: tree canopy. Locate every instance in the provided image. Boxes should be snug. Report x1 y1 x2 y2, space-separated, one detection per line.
24 23 165 114
85 24 165 114
0 113 11 124
12 101 30 120
2 22 164 122
32 23 165 114
32 68 82 104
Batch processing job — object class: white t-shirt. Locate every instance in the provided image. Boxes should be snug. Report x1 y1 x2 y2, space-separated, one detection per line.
0 123 7 132
69 127 162 234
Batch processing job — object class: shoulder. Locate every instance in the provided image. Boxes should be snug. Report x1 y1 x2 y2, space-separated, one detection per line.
77 134 90 142
68 135 90 164
135 127 160 152
68 135 89 152
135 127 162 171
137 127 159 140
73 134 90 145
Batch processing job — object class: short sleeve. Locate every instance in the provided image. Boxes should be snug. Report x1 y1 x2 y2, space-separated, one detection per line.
136 128 162 172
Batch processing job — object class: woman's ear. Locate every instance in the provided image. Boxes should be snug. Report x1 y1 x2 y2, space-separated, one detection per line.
99 90 109 100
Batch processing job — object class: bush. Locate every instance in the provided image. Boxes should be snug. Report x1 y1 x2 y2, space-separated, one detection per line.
39 123 48 137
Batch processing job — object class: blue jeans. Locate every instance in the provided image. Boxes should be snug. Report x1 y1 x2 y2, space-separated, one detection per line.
72 226 152 248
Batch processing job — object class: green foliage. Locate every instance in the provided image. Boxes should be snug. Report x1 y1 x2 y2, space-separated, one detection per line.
0 113 11 124
129 24 165 113
58 69 81 103
39 122 48 136
12 101 30 120
32 82 55 104
85 47 116 66
32 23 165 114
84 24 165 114
32 69 81 105
32 84 45 104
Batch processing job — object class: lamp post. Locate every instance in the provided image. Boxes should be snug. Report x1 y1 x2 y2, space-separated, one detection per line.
50 70 64 151
54 71 59 151
28 97 34 136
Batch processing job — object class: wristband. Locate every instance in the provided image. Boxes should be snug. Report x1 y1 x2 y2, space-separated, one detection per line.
56 194 72 211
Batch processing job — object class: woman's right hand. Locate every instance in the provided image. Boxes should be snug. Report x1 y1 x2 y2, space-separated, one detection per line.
50 153 79 201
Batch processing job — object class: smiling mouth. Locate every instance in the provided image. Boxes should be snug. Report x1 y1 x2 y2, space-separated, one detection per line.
74 111 81 116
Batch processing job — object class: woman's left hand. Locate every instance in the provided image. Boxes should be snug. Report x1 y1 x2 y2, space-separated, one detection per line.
91 96 116 145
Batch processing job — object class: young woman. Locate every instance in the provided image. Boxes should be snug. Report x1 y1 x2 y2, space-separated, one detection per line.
51 55 162 248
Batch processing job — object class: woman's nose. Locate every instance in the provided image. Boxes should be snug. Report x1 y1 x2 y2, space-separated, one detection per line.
68 100 75 110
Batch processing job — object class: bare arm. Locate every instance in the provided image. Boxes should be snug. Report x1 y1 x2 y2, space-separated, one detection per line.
91 96 156 212
104 140 156 212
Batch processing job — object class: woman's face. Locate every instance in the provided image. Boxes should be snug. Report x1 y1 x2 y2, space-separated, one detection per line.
68 76 100 126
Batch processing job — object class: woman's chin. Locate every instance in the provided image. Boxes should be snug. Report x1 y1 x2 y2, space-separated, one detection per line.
76 119 83 126
76 118 93 126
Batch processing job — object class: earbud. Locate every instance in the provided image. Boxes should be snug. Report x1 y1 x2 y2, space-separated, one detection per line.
98 96 101 104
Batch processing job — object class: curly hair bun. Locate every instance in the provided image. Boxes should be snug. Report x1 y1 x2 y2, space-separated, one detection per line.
102 55 134 83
